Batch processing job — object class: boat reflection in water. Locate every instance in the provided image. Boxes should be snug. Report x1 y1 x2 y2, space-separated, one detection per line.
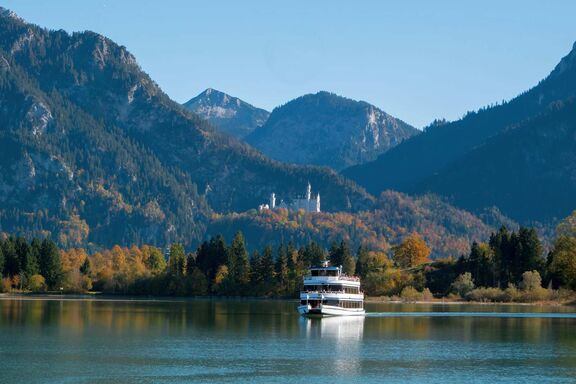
301 316 365 376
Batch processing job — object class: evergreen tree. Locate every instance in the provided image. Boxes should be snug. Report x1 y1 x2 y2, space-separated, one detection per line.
355 245 370 279
3 238 19 277
228 232 250 289
250 250 263 287
39 239 63 289
186 252 196 276
518 227 544 275
196 235 227 282
275 244 288 293
302 241 325 267
260 245 275 291
489 226 511 287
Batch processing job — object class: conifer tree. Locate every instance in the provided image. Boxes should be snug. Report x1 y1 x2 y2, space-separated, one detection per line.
228 232 250 289
39 239 63 289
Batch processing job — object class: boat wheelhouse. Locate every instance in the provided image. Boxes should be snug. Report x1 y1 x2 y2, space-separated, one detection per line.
298 261 365 317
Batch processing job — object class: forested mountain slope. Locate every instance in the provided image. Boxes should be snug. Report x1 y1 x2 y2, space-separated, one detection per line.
247 92 418 170
344 42 576 197
0 7 374 248
417 99 576 222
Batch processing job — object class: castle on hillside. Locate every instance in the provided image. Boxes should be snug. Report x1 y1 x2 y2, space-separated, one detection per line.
259 182 320 213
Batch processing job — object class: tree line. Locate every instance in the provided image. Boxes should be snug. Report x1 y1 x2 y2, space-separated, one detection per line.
1 218 576 302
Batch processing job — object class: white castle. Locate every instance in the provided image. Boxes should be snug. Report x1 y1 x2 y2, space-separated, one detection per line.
259 182 320 213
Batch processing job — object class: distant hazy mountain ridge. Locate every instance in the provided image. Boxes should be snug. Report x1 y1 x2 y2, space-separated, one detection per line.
246 92 419 170
183 88 269 138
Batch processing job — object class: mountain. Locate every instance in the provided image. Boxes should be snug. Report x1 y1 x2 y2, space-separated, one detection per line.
182 88 269 139
0 7 374 248
246 92 419 170
344 42 576 197
417 99 576 222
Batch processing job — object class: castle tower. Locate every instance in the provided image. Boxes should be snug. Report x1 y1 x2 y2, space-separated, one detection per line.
306 182 312 201
315 193 321 212
270 192 276 209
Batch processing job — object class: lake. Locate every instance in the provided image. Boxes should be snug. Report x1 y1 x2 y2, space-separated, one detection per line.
1 297 575 383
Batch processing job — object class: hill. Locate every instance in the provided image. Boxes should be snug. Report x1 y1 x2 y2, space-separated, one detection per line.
417 99 576 222
344 42 576 199
246 92 418 170
182 88 269 139
208 191 510 259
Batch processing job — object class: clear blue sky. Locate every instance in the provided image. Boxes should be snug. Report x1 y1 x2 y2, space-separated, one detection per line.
2 0 576 128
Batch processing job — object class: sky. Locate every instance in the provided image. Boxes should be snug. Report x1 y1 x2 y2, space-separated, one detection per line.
2 0 576 128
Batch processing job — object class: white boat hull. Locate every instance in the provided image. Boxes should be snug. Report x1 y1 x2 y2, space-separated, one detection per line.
298 304 365 317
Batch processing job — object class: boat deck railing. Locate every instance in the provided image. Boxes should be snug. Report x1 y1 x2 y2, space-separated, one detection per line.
303 275 360 282
300 289 364 295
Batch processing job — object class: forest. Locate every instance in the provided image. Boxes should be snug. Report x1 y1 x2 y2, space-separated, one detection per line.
1 210 576 303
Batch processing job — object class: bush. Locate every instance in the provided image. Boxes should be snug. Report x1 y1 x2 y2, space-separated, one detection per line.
28 275 46 292
400 286 422 302
502 284 520 302
451 273 474 297
1 278 12 293
519 287 551 302
422 288 434 301
467 287 505 302
519 271 542 291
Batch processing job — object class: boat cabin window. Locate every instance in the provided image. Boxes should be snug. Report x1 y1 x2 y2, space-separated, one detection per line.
311 269 339 277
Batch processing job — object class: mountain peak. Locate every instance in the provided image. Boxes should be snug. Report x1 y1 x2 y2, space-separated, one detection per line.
247 93 418 170
183 89 269 138
0 7 25 24
550 41 576 77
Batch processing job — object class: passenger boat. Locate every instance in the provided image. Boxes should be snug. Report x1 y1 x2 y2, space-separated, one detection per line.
298 261 365 317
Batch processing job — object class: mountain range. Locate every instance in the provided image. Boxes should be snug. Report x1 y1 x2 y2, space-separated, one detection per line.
0 7 374 248
344 41 576 223
2 6 572 255
182 88 269 139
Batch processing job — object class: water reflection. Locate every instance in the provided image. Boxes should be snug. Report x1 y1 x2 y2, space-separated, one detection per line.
301 316 365 376
0 298 575 383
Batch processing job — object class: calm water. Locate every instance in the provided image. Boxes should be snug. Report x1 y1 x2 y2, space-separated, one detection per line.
1 298 575 383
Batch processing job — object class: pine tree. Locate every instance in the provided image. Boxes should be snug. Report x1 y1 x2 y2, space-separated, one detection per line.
355 245 369 279
3 238 19 277
518 227 544 275
228 232 250 290
260 245 275 290
275 244 288 294
39 239 63 289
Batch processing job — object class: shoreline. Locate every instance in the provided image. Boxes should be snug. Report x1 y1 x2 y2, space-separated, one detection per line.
0 292 572 307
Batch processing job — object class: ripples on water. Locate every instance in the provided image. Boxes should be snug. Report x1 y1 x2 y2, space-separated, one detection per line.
0 298 575 383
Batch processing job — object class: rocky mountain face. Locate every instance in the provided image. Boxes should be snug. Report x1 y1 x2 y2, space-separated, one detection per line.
182 88 269 139
344 42 576 194
0 7 374 248
344 42 576 223
246 92 419 170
